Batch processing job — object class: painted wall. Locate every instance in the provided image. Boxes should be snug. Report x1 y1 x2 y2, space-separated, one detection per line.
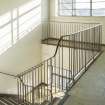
50 0 105 44
0 0 49 94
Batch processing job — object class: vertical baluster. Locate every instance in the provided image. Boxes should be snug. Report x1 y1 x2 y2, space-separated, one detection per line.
98 26 99 51
78 32 80 73
47 22 49 44
29 73 32 103
81 31 83 70
100 25 102 49
59 46 61 90
24 76 26 103
84 30 87 71
86 30 88 64
26 74 29 103
47 60 48 101
38 67 40 102
76 34 78 75
68 35 71 90
17 78 20 104
94 27 96 53
32 70 34 104
44 62 46 99
54 56 57 93
41 65 43 103
62 38 64 90
22 75 24 103
88 27 91 62
50 59 53 102
99 25 101 51
92 28 95 59
72 34 75 82
71 35 73 83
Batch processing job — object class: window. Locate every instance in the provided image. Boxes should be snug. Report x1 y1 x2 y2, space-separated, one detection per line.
58 0 105 16
0 0 41 55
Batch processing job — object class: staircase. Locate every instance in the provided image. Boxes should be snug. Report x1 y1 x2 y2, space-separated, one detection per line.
0 21 102 105
0 95 18 105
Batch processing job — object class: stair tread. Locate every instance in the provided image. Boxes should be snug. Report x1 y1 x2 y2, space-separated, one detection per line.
0 95 19 105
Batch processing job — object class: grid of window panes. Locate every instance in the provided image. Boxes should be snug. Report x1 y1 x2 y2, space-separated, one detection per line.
59 0 105 16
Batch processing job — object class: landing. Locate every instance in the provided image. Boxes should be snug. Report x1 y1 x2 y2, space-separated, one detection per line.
42 38 100 51
63 48 105 105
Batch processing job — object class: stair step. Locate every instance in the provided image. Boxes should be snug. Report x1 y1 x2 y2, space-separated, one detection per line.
50 97 61 105
0 99 9 105
0 97 15 105
0 95 19 105
41 100 50 105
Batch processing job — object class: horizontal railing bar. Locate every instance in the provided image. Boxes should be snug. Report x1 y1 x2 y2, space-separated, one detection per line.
18 21 102 104
52 73 72 79
18 24 102 77
17 57 54 77
54 24 102 58
0 71 17 78
48 65 72 72
43 20 100 24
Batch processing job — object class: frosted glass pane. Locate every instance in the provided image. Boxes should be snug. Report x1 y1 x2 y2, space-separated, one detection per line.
60 0 72 3
76 10 90 16
92 2 105 9
93 0 105 2
59 10 72 16
60 4 72 9
92 9 105 16
76 3 90 9
76 0 90 2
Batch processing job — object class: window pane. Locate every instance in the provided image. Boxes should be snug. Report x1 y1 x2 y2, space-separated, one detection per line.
76 9 90 16
76 3 90 9
92 0 105 2
76 0 90 3
58 0 105 16
92 2 105 9
92 9 105 16
60 3 72 10
59 0 72 3
59 10 72 16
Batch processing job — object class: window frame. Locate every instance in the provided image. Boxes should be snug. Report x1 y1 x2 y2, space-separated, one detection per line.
58 0 105 16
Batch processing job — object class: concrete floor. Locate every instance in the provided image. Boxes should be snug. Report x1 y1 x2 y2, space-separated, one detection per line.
63 49 105 105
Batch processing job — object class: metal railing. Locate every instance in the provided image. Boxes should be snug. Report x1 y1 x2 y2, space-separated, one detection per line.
17 22 102 105
42 21 100 40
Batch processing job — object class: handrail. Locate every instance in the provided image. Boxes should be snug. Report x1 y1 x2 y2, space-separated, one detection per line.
53 24 102 57
0 23 101 86
0 71 17 78
17 24 102 77
17 22 102 104
43 20 100 24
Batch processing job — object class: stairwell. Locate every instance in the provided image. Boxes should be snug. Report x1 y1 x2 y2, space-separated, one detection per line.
0 21 102 105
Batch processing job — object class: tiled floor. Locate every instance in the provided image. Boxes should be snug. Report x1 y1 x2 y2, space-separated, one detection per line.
63 48 105 105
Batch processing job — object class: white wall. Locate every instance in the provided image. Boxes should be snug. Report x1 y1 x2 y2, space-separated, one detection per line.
42 0 50 21
50 0 105 44
0 0 31 15
0 0 49 94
